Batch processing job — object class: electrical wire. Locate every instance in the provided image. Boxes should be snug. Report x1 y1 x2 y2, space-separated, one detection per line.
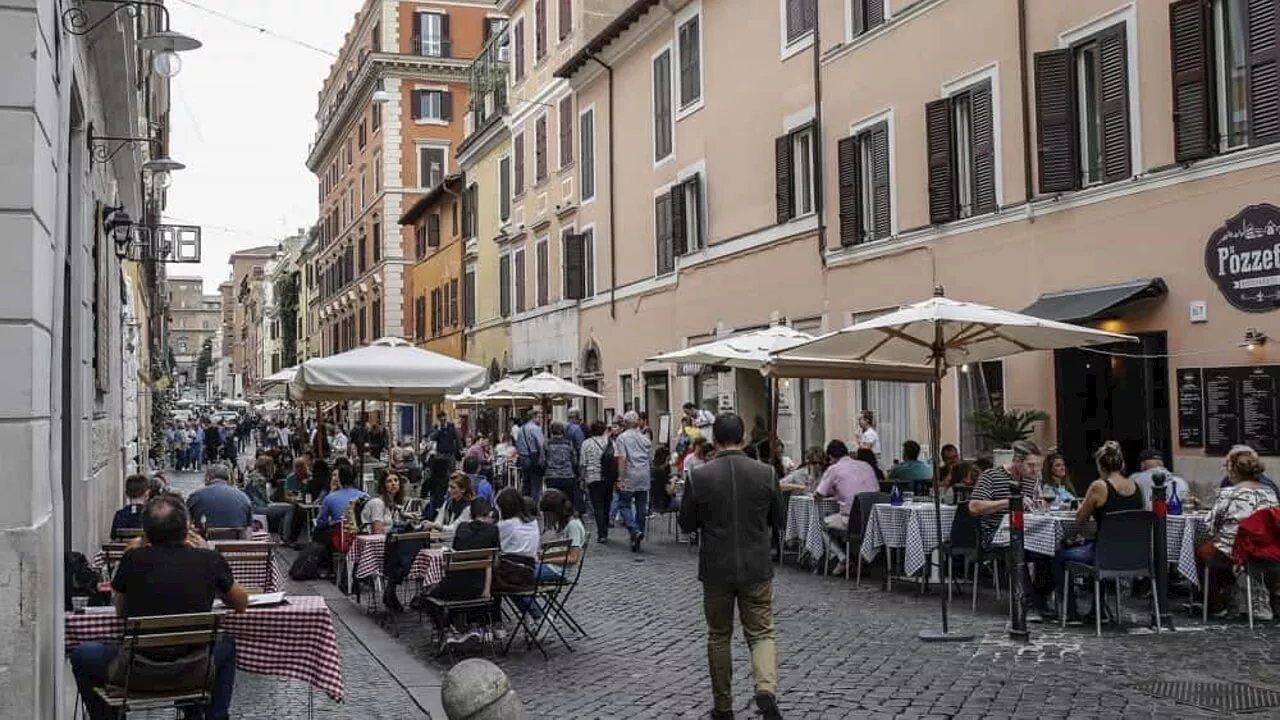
1076 345 1239 360
171 0 338 57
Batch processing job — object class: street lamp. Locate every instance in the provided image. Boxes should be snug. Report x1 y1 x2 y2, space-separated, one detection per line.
143 156 186 190
61 1 202 78
104 206 134 260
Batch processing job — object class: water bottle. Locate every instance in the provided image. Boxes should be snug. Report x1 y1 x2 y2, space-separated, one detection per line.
1168 485 1182 516
889 484 903 507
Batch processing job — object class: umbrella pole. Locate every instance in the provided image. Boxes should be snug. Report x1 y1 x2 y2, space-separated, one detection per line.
769 375 780 464
920 321 974 642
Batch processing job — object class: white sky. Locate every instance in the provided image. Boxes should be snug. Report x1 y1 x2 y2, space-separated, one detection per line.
162 0 363 294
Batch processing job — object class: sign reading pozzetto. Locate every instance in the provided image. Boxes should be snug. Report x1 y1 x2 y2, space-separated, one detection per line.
1205 204 1280 313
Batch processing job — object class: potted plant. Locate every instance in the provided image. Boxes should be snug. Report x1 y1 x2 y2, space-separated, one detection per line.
972 407 1049 467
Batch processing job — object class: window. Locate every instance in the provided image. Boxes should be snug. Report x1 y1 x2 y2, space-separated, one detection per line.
513 134 525 195
514 248 527 313
670 173 704 253
1034 23 1130 192
449 278 460 326
499 254 512 317
372 101 381 130
463 184 478 238
620 373 635 412
958 360 1005 458
562 227 595 300
535 0 547 61
535 238 549 306
372 297 381 338
427 213 441 247
558 96 574 168
677 14 701 109
418 145 446 188
535 114 548 183
374 155 382 192
559 0 572 40
345 139 352 167
357 119 367 149
414 12 450 57
784 0 816 45
582 228 595 298
451 200 459 237
775 122 816 222
655 194 674 275
925 80 996 224
464 268 476 327
653 49 673 162
834 120 891 245
513 19 526 80
360 171 367 207
415 223 427 258
499 154 512 221
414 296 426 339
430 288 441 336
412 89 452 122
580 109 595 201
358 234 367 274
849 0 886 38
358 305 367 342
372 220 381 262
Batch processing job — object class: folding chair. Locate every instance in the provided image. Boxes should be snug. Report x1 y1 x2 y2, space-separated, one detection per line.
424 548 500 656
536 538 590 638
1063 509 1161 637
81 612 222 720
100 543 132 581
379 530 438 625
846 492 890 583
205 527 246 541
498 539 572 660
111 527 143 542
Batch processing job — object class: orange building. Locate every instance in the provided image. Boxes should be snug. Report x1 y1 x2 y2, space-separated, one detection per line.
305 0 502 357
401 174 468 359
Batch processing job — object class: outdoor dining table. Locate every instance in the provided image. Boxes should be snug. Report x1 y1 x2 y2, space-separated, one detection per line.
92 539 284 593
64 595 345 703
783 494 841 562
349 534 451 598
859 502 958 577
992 511 1210 586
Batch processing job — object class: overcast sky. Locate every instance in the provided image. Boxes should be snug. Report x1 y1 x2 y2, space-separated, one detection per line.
163 0 363 293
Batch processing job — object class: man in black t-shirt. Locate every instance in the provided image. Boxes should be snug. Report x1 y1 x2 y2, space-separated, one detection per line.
70 494 249 720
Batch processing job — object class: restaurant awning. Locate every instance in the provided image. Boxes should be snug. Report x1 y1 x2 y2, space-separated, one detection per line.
1020 278 1166 324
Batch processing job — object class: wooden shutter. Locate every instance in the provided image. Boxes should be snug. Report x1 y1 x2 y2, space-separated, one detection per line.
869 123 891 240
670 183 687 256
535 0 546 59
564 233 586 300
499 255 512 317
579 111 594 199
1034 49 1080 193
410 89 423 120
441 91 453 122
836 135 861 246
413 12 423 52
925 98 956 224
560 0 572 40
536 242 548 305
865 0 885 29
464 271 475 327
535 115 547 181
559 97 573 167
440 14 452 57
775 134 793 223
687 175 703 248
971 81 997 214
514 134 524 194
427 213 440 247
500 156 512 220
1099 25 1132 183
514 20 525 79
450 278 459 326
1170 0 1215 162
1248 0 1280 145
680 18 700 105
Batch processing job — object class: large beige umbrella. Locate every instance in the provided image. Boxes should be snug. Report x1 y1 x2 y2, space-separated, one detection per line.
506 372 603 405
290 337 485 402
777 287 1138 640
648 325 816 369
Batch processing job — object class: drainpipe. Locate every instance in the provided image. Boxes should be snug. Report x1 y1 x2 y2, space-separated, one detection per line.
587 53 617 320
813 3 827 266
1017 0 1035 214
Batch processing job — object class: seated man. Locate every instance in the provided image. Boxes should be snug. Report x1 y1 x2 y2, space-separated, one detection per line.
110 474 152 538
70 495 249 720
887 440 934 488
816 440 880 572
187 463 253 534
1129 449 1190 511
314 463 366 551
426 496 501 638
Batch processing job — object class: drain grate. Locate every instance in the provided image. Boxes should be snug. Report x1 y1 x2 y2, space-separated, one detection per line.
1133 680 1280 713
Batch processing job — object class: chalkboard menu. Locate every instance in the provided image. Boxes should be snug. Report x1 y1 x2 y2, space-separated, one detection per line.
1181 365 1280 454
1176 369 1203 447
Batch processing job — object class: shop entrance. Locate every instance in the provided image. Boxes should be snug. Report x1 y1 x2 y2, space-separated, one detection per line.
1054 331 1172 484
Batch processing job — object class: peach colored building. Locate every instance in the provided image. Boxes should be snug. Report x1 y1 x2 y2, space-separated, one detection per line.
224 246 277 398
401 174 469 361
305 0 500 359
556 0 1280 489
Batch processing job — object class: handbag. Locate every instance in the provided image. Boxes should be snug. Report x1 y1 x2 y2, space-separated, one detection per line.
493 553 535 592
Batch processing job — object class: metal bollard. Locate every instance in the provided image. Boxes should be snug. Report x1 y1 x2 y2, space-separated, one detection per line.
1007 479 1029 640
1150 472 1173 629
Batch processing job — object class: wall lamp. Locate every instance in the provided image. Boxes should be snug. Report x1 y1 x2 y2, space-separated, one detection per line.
1241 328 1269 351
61 0 202 78
104 206 134 260
88 132 185 188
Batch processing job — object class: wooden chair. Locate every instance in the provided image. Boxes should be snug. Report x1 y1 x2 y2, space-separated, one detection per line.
89 612 222 718
424 548 500 655
211 541 273 592
205 527 246 541
101 543 132 580
111 527 143 542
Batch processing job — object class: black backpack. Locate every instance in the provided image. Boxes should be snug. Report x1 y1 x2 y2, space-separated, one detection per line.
599 439 618 484
288 541 328 581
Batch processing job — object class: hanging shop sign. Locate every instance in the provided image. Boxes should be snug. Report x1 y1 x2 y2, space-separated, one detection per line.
1204 204 1280 313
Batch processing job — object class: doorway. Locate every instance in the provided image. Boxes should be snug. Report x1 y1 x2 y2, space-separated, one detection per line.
1054 331 1171 484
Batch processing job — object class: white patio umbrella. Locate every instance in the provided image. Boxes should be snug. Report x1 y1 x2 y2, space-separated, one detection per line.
648 324 816 369
261 366 298 387
290 336 486 402
506 372 603 402
777 287 1138 641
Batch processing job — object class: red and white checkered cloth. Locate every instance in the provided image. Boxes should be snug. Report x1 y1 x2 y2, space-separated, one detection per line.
407 548 446 587
65 595 345 702
92 546 283 593
350 535 386 580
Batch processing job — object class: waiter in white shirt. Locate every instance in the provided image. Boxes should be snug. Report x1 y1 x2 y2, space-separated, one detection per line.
857 410 881 462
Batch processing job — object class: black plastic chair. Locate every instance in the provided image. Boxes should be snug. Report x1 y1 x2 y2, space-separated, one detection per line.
844 492 890 583
949 503 1005 611
1063 509 1162 637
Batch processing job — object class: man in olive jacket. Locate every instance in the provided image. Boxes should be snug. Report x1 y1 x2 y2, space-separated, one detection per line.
679 413 784 720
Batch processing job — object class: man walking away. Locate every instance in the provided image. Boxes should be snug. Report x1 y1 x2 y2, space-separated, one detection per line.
679 413 784 720
614 411 652 552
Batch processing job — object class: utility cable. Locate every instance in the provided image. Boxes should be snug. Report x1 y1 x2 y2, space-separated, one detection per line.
171 0 338 57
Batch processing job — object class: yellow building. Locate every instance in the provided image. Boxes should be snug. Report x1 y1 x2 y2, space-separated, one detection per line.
401 175 467 361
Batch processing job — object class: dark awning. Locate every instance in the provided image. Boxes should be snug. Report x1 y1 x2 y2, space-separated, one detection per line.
1021 278 1167 323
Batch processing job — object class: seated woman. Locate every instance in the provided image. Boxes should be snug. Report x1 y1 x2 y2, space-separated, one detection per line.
494 487 540 598
244 455 295 542
426 497 501 638
425 472 476 533
780 447 826 494
1040 449 1079 506
1199 449 1278 619
362 472 406 534
536 489 586 582
1051 441 1143 620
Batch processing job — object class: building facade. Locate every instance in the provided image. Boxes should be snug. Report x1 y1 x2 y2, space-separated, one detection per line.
167 276 221 389
402 175 469 359
223 245 276 397
550 0 1280 486
306 0 500 359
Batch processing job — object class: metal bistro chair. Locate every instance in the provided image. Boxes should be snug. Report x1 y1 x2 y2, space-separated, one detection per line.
378 530 438 626
100 543 133 581
1204 558 1280 629
498 539 573 660
1063 509 1161 637
847 492 890 583
533 537 590 639
83 612 223 720
948 502 1006 612
424 548 500 656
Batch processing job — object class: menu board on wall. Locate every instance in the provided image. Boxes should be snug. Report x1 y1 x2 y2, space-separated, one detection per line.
1176 369 1203 448
1183 365 1280 454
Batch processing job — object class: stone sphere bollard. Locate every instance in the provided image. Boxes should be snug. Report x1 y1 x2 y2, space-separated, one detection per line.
441 658 529 720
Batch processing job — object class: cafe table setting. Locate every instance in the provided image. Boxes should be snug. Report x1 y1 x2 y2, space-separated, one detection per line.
859 500 958 578
784 494 842 563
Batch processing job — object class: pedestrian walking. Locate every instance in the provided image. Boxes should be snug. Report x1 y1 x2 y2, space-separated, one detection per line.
678 412 784 720
613 411 651 552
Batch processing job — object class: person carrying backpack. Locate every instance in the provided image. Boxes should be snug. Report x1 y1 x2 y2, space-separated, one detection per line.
314 463 366 554
580 420 615 543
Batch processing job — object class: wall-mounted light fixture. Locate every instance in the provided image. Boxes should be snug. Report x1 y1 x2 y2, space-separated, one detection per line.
104 206 134 259
89 132 186 189
1241 328 1269 351
61 0 202 77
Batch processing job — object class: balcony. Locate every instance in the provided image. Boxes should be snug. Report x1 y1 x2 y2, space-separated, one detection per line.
466 26 510 135
411 35 452 59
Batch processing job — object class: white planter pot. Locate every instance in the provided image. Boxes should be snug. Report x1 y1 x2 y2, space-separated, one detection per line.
992 448 1014 468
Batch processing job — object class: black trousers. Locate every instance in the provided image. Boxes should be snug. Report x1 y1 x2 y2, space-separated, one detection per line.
587 481 612 541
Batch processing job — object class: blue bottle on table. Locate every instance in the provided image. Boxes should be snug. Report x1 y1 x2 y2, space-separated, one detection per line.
1168 487 1182 516
889 484 903 507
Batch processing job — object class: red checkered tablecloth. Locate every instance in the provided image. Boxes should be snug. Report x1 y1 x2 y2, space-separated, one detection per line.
407 548 446 587
351 534 386 580
65 595 344 702
92 547 283 593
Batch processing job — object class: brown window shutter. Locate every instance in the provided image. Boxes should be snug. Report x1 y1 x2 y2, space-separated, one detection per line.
536 115 547 181
450 278 459 326
1170 0 1214 162
536 0 547 59
866 0 885 29
441 90 453 122
514 21 525 79
514 134 524 194
1099 25 1132 183
687 175 703 248
670 183 687 256
925 97 956 224
499 255 512 317
560 97 573 166
560 0 572 40
428 213 440 247
1034 48 1080 193
971 81 997 214
775 134 793 223
836 135 861 246
1248 0 1280 145
564 233 585 300
440 14 451 57
869 123 891 240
